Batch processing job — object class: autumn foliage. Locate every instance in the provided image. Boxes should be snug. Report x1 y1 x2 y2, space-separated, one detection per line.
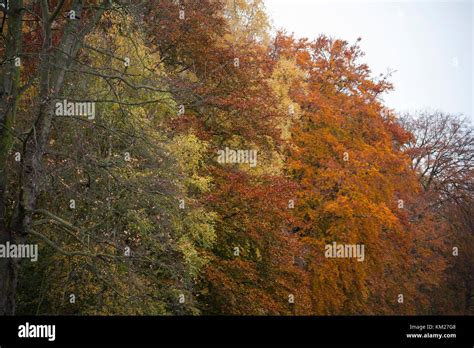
0 0 472 315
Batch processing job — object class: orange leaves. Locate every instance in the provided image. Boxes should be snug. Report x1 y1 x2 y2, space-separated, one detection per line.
275 33 445 314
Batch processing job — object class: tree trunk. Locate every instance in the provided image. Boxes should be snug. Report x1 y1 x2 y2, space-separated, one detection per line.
0 0 23 316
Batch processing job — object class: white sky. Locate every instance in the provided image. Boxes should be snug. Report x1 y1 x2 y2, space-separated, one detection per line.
264 0 473 121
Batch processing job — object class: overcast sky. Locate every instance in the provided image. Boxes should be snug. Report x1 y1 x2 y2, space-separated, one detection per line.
265 0 473 121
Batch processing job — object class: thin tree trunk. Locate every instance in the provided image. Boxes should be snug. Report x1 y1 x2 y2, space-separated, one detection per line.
0 0 23 316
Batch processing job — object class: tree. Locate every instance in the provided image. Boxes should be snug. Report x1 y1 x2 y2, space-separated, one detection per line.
276 34 446 314
1 0 219 315
400 111 474 314
14 10 216 314
0 0 120 315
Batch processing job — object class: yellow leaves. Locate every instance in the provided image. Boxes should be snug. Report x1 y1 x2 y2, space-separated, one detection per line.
88 13 162 76
270 57 307 96
223 0 271 45
176 207 217 277
177 236 206 278
169 134 207 173
269 57 307 140
84 12 171 121
168 134 213 193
